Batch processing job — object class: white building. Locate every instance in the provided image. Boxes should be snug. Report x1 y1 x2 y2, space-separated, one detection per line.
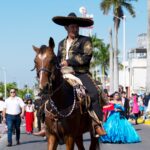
119 33 147 94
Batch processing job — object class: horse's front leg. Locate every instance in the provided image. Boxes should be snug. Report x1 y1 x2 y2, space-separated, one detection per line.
89 131 100 150
75 135 85 150
65 136 75 150
47 134 58 150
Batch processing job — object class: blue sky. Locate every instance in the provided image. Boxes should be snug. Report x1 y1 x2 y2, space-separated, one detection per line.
0 0 147 88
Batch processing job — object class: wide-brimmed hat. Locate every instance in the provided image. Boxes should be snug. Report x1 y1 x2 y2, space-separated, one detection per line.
52 12 94 27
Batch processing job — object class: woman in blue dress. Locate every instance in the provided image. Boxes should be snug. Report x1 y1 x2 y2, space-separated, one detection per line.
100 92 141 143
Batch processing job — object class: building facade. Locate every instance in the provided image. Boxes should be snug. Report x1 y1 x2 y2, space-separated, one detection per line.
119 33 147 94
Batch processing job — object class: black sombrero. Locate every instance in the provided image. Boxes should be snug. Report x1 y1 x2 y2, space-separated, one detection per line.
52 12 94 27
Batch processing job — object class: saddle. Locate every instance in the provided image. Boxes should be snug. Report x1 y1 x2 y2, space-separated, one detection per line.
61 66 90 113
63 73 91 114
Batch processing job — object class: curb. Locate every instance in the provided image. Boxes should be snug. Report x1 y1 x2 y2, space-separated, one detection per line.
128 118 150 125
144 119 150 125
137 118 150 125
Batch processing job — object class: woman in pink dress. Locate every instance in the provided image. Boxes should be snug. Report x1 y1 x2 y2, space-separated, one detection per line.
132 94 139 124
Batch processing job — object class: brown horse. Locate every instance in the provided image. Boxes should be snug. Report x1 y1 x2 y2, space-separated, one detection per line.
32 37 100 150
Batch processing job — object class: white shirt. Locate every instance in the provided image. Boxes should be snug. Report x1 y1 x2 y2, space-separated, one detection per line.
4 96 25 115
66 39 72 60
25 104 34 113
146 100 150 112
121 97 125 106
0 100 5 111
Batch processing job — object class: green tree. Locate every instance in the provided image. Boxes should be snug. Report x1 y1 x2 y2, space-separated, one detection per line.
100 0 137 91
0 82 33 99
91 34 110 86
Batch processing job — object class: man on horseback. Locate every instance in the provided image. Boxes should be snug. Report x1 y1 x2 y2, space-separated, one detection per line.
52 12 107 137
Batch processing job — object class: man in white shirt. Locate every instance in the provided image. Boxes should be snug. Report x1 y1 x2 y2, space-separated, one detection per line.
3 88 25 147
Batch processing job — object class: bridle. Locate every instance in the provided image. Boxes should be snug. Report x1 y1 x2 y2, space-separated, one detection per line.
32 57 62 96
37 68 52 76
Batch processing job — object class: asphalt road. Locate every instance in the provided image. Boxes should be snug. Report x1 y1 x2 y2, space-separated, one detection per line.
0 124 150 150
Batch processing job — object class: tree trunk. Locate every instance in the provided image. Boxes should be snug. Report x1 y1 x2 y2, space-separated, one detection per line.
113 23 119 92
146 0 150 92
102 66 106 89
109 28 114 94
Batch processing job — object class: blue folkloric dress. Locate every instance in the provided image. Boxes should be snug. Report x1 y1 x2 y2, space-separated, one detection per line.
100 104 141 143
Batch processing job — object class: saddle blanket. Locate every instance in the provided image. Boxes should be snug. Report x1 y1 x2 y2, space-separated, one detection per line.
63 73 83 85
63 73 86 99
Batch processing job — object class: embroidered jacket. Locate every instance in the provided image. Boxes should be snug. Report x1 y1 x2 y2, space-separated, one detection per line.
57 35 93 73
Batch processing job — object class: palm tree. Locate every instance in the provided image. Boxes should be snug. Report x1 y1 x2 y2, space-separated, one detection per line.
146 0 150 92
91 35 110 87
109 28 114 94
100 0 137 92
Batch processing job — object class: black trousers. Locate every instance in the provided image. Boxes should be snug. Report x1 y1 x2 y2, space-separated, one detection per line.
36 113 45 131
37 116 41 131
75 73 103 121
0 111 2 123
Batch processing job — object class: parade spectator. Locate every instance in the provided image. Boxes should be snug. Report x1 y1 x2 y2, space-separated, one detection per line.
103 89 110 122
145 98 150 114
138 95 144 117
33 96 45 137
132 94 139 125
3 88 25 147
25 98 35 134
121 91 130 119
143 93 150 121
34 96 44 132
0 93 5 124
100 92 141 143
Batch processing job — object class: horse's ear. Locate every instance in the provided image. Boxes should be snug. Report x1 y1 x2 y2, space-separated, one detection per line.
32 45 40 53
49 37 55 49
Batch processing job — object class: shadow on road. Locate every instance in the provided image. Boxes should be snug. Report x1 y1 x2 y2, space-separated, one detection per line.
20 139 46 145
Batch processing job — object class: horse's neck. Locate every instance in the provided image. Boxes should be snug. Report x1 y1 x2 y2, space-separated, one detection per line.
52 69 63 90
51 70 74 110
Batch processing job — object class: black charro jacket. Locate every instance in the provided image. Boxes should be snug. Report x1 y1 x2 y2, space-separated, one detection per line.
57 35 93 73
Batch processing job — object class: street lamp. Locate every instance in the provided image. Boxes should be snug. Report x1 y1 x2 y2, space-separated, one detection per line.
79 6 94 36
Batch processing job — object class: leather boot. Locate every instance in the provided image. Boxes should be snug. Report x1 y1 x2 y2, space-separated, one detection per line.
33 129 46 137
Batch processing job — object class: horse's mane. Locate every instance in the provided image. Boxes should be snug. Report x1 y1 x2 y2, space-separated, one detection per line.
39 45 47 54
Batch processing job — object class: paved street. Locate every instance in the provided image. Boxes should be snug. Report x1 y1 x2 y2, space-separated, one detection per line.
0 124 150 150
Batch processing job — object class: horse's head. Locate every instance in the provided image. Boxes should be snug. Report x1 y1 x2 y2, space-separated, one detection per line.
33 37 56 91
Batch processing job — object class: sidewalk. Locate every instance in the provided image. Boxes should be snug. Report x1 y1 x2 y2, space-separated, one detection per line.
0 123 8 149
0 123 7 138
